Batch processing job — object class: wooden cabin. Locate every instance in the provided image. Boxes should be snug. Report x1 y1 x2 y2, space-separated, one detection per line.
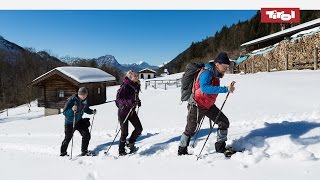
241 18 320 54
30 66 116 116
138 68 156 79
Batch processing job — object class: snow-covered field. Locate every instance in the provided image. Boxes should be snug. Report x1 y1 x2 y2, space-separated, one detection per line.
1 70 320 180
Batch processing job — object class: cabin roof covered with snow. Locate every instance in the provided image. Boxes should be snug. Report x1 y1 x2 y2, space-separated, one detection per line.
138 68 156 73
241 18 320 47
31 66 116 86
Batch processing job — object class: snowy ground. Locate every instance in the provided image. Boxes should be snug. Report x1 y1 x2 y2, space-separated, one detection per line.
1 70 320 180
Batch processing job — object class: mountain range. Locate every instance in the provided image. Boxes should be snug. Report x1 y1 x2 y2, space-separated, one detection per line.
0 35 159 72
61 55 159 72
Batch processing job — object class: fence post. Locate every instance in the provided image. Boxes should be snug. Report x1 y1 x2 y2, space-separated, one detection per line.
285 54 288 71
165 83 167 90
251 61 254 73
244 64 247 74
154 81 157 89
314 47 318 70
266 59 270 72
145 81 148 90
229 62 234 74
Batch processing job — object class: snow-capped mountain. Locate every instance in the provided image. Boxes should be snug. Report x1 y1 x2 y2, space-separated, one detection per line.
62 54 159 72
0 35 25 54
122 61 159 71
94 55 158 72
94 55 123 69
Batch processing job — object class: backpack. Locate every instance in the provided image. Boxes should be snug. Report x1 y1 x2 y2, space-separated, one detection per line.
180 63 205 101
115 83 138 108
115 83 125 108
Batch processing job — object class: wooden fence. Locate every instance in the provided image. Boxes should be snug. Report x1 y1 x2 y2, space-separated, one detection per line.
145 78 182 90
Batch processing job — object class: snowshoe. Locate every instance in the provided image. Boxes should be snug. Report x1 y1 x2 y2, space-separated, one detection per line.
178 146 192 156
119 151 127 156
224 147 245 158
60 152 69 157
80 150 96 156
127 143 139 154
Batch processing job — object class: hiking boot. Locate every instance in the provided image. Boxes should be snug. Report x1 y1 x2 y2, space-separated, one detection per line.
119 140 127 156
215 141 227 153
80 150 95 156
60 152 68 157
178 146 189 155
119 151 127 156
126 142 138 154
80 150 88 156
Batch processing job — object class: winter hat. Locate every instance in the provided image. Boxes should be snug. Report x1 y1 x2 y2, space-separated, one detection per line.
209 52 230 65
78 87 88 95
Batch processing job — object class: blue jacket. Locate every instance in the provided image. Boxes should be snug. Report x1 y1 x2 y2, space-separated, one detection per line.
63 94 94 125
199 63 228 94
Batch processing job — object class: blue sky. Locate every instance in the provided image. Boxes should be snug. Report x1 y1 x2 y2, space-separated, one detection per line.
0 10 256 65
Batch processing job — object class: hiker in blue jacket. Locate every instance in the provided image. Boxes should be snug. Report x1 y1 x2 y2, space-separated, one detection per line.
60 87 96 156
178 52 235 156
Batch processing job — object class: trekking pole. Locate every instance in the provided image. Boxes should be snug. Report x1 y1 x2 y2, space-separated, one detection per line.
89 113 95 135
70 102 77 160
115 123 119 133
191 116 205 148
196 81 235 160
104 107 134 155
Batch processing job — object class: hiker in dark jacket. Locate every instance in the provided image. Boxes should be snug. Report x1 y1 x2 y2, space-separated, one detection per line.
116 70 142 156
178 52 235 156
60 87 96 156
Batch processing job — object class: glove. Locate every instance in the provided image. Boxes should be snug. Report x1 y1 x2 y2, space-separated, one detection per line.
93 109 97 115
72 105 77 112
131 100 141 108
228 85 235 93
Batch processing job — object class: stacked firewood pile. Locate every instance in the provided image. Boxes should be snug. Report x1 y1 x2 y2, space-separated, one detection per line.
238 32 320 73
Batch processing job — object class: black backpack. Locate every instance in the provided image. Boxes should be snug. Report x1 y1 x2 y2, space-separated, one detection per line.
115 82 138 108
180 63 205 101
115 83 125 108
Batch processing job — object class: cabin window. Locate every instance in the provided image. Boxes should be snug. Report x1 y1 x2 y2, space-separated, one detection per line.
98 88 101 94
58 90 64 98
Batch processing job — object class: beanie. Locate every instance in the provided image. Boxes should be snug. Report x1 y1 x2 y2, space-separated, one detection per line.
210 52 230 65
78 87 88 95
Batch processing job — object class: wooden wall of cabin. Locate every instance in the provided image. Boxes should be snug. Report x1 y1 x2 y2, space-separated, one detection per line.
37 75 116 108
41 74 78 109
82 83 107 106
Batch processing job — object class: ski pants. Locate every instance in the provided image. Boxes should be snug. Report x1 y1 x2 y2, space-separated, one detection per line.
118 109 143 144
60 118 91 153
183 104 229 143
